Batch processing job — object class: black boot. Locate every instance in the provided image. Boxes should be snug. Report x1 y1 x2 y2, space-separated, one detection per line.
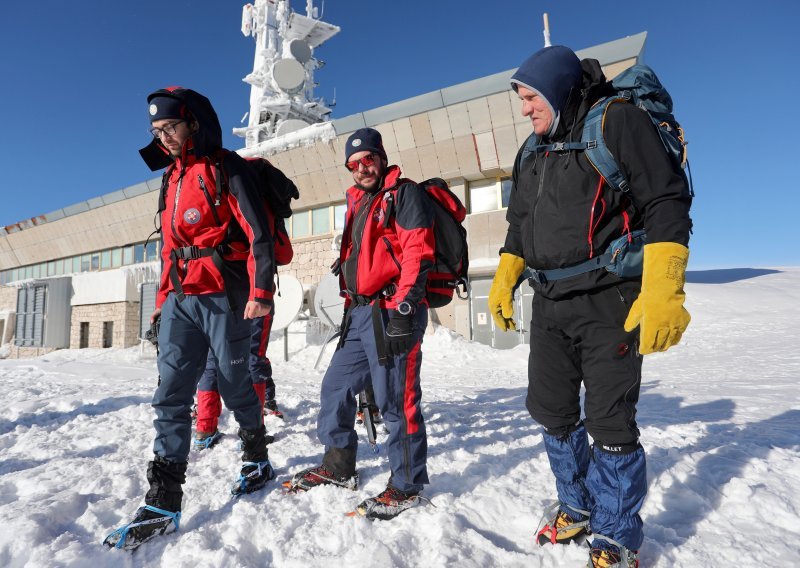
103 457 186 550
231 425 275 495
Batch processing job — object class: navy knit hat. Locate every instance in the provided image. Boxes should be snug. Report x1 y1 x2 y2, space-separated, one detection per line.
148 95 188 122
344 128 386 164
510 46 582 117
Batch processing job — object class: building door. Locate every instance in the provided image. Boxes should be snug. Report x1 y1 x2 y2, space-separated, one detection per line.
79 322 89 349
102 322 114 348
469 276 534 349
15 284 46 347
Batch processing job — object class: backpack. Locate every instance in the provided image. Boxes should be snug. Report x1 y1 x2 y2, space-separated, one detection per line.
583 64 692 196
242 157 298 266
416 179 470 308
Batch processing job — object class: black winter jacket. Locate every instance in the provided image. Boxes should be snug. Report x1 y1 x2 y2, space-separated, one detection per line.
503 59 692 299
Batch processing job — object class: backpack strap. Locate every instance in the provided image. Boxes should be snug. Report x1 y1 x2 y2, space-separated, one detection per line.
582 97 631 193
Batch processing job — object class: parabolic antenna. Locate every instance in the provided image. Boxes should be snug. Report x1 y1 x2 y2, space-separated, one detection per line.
288 39 312 64
313 272 345 328
272 58 305 95
276 118 311 137
272 274 304 331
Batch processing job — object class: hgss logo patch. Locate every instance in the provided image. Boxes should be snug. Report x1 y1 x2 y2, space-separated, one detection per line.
184 208 201 224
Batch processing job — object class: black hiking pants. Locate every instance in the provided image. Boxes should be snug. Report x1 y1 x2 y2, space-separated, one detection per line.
526 282 643 446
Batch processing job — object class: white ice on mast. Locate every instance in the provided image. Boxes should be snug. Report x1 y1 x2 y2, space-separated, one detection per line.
235 0 340 151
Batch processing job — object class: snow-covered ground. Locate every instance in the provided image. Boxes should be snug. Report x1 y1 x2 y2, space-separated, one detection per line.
1 267 799 567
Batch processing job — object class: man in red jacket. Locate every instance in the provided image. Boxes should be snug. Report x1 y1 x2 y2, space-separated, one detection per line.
285 128 434 520
104 87 276 550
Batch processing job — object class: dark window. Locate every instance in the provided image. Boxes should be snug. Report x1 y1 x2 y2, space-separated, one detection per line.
102 322 113 348
79 322 89 348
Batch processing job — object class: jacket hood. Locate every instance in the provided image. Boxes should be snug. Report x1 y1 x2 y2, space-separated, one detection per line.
139 87 223 171
549 58 613 142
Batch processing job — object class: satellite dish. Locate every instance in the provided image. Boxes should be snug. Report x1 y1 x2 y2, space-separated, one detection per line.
313 272 344 329
288 39 312 64
272 58 305 94
271 274 303 331
275 118 311 136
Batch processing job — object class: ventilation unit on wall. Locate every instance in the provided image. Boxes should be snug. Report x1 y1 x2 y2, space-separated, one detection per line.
14 277 71 349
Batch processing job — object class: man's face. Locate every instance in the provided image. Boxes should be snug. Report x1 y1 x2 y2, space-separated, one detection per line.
517 86 554 136
151 119 193 157
347 151 386 192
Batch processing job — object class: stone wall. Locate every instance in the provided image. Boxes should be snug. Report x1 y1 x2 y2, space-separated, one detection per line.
70 301 140 349
0 284 17 312
281 236 339 289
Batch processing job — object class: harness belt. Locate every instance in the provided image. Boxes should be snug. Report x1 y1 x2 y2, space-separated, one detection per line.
168 244 240 311
339 284 397 366
524 250 614 285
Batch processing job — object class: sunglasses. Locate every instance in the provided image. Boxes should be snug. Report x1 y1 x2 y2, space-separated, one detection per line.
345 153 379 172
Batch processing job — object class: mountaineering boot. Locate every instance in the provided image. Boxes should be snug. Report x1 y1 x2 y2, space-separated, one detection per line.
283 465 359 492
193 429 222 451
103 505 181 550
588 538 640 568
231 425 274 496
536 502 590 545
353 485 422 520
103 456 185 550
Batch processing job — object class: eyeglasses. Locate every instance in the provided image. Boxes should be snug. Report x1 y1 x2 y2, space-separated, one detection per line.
149 121 185 139
345 153 379 172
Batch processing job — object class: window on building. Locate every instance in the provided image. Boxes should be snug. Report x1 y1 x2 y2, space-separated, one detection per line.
91 253 100 271
134 243 145 263
501 177 512 209
111 248 122 268
101 250 111 269
54 259 64 276
72 256 80 274
123 246 134 265
81 255 90 272
47 261 56 276
102 321 114 348
312 206 330 235
334 203 346 231
469 179 500 214
145 241 158 262
292 210 310 238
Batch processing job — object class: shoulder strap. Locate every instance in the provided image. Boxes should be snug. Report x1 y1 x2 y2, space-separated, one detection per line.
582 97 631 193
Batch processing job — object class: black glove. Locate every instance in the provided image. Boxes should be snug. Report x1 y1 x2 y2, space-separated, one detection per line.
144 315 161 346
385 313 415 357
330 258 341 276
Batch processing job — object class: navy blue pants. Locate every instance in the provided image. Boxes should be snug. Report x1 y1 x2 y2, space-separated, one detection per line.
317 304 429 493
153 291 262 462
527 283 646 550
198 313 274 391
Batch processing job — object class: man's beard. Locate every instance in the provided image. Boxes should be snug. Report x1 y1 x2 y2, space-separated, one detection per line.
355 168 385 193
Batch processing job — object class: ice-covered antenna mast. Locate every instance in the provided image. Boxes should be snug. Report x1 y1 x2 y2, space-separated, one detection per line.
234 0 340 149
543 13 551 47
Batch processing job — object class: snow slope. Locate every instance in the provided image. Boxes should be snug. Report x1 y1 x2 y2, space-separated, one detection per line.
1 267 798 567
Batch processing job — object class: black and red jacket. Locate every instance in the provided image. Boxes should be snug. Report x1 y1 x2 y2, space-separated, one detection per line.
139 87 275 309
338 165 435 309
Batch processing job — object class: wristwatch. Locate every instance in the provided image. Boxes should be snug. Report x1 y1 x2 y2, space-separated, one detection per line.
396 301 415 316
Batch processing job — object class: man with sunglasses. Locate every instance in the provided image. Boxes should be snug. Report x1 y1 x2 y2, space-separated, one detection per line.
104 87 276 550
285 128 434 520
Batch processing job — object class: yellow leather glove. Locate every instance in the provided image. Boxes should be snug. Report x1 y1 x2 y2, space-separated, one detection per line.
488 253 526 331
624 242 691 354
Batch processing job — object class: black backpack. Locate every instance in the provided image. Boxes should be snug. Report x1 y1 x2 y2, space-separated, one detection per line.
414 179 470 308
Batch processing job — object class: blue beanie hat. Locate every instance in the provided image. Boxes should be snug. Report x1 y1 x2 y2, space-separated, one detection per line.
148 94 188 122
510 46 583 117
344 128 386 164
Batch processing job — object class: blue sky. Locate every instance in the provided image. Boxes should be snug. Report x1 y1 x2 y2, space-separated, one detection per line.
1 0 797 269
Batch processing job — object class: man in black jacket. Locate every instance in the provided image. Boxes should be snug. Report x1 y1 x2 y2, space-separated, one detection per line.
488 46 692 567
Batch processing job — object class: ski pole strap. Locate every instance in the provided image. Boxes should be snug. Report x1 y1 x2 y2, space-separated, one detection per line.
358 390 378 449
524 251 614 285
